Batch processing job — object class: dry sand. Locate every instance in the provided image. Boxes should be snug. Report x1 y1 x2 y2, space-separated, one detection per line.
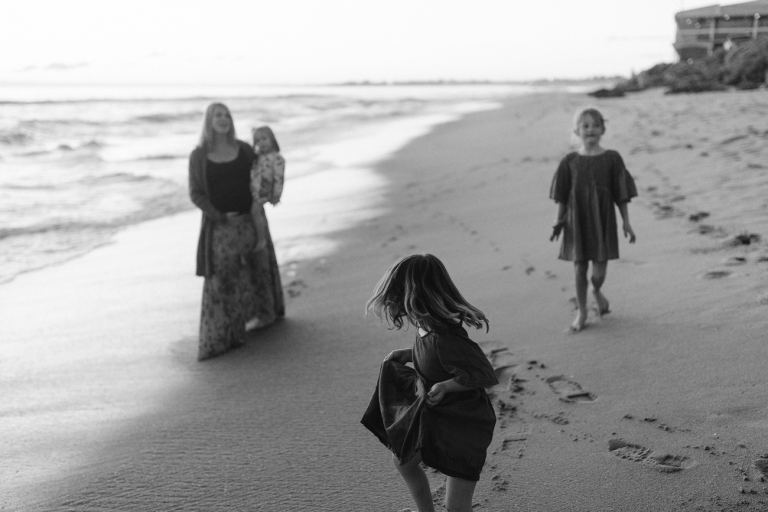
3 89 768 511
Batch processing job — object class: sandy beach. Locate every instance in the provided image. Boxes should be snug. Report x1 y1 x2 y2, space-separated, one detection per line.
3 88 768 512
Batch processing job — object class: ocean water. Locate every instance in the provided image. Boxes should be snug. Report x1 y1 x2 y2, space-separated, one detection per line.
0 83 542 284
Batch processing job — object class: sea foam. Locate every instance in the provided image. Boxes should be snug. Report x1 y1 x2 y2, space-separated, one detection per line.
0 84 521 283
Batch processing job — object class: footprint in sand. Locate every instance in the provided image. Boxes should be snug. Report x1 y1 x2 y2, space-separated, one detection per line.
697 224 718 235
494 425 528 457
545 375 596 402
500 436 527 451
726 232 761 246
285 279 308 298
479 343 519 396
494 398 517 420
755 457 768 478
492 478 510 491
430 482 446 508
608 439 694 473
720 134 749 145
485 345 514 366
653 203 676 219
489 356 526 396
702 269 732 280
491 364 520 396
688 211 710 222
479 344 526 432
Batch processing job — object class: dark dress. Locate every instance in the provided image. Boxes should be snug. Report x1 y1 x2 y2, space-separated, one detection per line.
549 150 638 262
361 323 498 481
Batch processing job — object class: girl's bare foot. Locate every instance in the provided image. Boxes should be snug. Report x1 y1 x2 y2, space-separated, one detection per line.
592 289 610 317
570 312 587 332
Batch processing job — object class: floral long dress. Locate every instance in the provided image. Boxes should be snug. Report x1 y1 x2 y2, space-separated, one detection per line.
199 214 261 359
192 145 285 361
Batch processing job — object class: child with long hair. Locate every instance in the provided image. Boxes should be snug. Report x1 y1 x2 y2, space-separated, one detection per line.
250 126 285 251
550 107 637 332
361 254 498 512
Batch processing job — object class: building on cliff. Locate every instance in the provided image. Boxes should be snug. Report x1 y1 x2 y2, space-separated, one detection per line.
675 0 768 60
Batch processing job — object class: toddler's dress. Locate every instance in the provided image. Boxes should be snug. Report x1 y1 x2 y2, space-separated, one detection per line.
549 150 638 262
250 152 285 205
361 323 498 481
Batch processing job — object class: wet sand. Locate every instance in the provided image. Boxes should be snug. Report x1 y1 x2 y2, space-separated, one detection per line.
3 89 768 511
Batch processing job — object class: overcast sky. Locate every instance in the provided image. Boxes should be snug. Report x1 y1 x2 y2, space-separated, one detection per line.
0 0 733 85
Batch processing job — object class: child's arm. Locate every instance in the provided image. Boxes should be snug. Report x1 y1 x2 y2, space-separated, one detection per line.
250 159 270 207
550 202 568 241
426 378 473 406
269 154 285 205
618 202 636 243
383 348 412 364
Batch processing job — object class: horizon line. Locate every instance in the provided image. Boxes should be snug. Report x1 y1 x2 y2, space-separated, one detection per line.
0 77 628 88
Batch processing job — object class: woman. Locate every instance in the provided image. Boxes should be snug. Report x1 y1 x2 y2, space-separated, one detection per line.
188 102 285 361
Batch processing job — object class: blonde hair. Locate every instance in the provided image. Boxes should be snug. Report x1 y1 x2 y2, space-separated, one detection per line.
253 125 280 153
198 102 237 150
366 254 489 332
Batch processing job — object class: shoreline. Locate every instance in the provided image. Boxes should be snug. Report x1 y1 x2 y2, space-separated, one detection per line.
3 89 768 511
0 95 503 286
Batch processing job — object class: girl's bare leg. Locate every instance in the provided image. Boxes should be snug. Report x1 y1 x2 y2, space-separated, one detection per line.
591 261 610 316
445 476 477 512
393 453 435 512
572 262 589 331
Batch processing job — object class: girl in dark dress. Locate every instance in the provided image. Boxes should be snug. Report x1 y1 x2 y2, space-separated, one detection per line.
362 254 498 512
550 107 637 332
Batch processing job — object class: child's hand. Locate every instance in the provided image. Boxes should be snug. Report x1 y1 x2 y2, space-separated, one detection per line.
383 349 410 364
426 383 446 407
550 220 566 241
623 222 636 244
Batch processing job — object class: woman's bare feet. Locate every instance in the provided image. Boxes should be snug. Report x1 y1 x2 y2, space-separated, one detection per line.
570 311 588 332
592 289 610 317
